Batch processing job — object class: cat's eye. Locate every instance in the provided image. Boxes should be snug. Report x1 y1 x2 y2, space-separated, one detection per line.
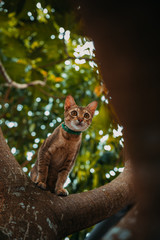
71 110 78 117
84 112 90 119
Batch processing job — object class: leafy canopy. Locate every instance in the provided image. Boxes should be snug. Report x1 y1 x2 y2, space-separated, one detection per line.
0 0 123 239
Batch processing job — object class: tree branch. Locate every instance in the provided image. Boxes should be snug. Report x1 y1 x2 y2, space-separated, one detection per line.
0 60 46 89
57 160 135 238
0 128 28 187
6 79 46 89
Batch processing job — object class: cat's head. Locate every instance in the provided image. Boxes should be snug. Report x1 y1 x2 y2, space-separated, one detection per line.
64 95 98 132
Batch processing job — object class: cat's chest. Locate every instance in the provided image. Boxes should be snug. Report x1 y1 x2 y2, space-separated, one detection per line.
48 137 80 159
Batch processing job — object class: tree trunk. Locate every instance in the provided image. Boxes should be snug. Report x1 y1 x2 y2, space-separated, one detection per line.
80 1 160 239
0 127 134 239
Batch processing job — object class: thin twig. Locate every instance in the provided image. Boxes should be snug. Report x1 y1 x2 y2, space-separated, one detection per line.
0 59 47 89
0 60 12 84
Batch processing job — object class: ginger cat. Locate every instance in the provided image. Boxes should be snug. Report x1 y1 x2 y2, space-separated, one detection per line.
30 95 97 196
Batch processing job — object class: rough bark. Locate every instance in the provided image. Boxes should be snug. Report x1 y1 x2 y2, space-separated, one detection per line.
0 127 134 239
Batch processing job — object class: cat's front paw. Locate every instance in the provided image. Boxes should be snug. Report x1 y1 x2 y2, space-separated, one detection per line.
55 188 69 196
36 181 46 190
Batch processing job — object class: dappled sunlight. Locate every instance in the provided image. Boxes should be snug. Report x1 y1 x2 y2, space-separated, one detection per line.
113 125 123 138
74 41 95 58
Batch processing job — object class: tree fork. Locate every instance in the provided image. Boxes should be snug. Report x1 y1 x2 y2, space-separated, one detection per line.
0 128 135 239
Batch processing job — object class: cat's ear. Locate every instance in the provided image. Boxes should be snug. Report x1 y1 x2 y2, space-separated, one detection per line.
87 101 98 116
64 95 77 111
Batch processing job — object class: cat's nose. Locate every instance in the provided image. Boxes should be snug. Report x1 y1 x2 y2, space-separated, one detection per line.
78 118 83 123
